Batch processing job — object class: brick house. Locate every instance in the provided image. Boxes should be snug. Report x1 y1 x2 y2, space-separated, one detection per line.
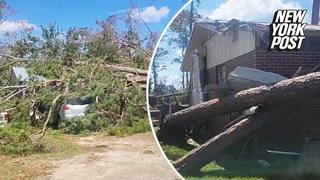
182 19 320 153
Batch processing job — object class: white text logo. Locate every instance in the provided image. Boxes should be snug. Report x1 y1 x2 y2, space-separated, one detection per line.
268 10 307 51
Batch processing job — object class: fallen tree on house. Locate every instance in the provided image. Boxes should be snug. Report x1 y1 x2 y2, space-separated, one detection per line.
163 72 320 127
159 72 320 173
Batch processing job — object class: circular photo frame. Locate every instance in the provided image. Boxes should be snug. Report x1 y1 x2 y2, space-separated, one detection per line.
148 0 320 179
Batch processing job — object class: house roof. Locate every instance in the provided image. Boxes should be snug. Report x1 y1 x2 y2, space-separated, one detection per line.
12 67 29 81
180 21 222 72
181 19 320 72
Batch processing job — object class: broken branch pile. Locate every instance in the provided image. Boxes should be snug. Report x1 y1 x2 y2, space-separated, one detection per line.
106 64 147 91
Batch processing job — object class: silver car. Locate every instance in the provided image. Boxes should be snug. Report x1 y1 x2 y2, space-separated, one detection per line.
58 98 93 122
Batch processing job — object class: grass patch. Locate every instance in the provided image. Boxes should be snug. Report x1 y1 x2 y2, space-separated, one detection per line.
161 143 320 180
61 117 151 137
38 129 85 158
0 123 47 156
184 161 265 180
104 119 151 137
0 155 53 180
0 127 86 180
161 144 192 161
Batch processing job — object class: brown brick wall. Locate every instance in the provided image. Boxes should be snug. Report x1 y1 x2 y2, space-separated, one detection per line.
206 50 257 87
225 50 257 75
288 99 320 137
206 67 217 85
206 51 256 100
204 48 320 148
256 49 320 78
255 48 320 145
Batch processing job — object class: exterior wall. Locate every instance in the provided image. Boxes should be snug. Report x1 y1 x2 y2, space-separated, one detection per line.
206 50 256 87
255 49 320 78
255 48 320 149
207 30 255 69
256 99 320 152
225 50 256 74
201 30 320 149
205 51 257 131
206 67 218 85
288 99 320 138
205 48 320 149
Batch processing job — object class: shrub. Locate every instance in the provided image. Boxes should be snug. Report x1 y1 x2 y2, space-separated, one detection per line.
61 117 93 135
0 124 47 156
104 118 150 137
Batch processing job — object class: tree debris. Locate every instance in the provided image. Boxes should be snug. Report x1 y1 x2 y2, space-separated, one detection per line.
158 72 320 173
105 64 148 75
163 72 320 127
31 84 69 141
173 103 291 173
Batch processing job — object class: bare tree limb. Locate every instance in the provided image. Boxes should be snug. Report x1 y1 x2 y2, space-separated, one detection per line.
31 83 69 141
0 54 29 62
105 64 148 75
0 85 29 90
4 107 17 112
111 30 152 57
0 79 65 90
136 10 153 35
4 87 29 102
90 60 103 78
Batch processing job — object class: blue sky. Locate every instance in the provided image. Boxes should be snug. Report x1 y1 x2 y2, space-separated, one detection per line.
3 0 189 34
155 0 313 88
197 0 312 22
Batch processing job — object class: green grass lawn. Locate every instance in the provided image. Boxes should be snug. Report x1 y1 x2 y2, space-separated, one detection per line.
185 162 264 180
161 143 320 180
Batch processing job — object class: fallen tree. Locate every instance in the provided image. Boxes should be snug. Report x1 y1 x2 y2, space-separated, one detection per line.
0 59 148 139
0 54 29 62
173 103 292 174
163 72 320 127
105 64 148 75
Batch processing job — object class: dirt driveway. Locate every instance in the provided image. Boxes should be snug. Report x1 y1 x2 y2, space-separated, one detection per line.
39 132 181 180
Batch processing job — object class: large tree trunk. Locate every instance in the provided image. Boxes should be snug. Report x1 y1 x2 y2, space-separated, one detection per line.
164 72 320 127
173 104 291 174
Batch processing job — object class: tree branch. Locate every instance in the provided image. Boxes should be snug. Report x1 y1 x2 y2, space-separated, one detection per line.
31 83 69 141
0 54 29 62
4 87 30 103
111 30 152 57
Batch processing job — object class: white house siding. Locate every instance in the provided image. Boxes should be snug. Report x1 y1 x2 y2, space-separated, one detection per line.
207 30 255 69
